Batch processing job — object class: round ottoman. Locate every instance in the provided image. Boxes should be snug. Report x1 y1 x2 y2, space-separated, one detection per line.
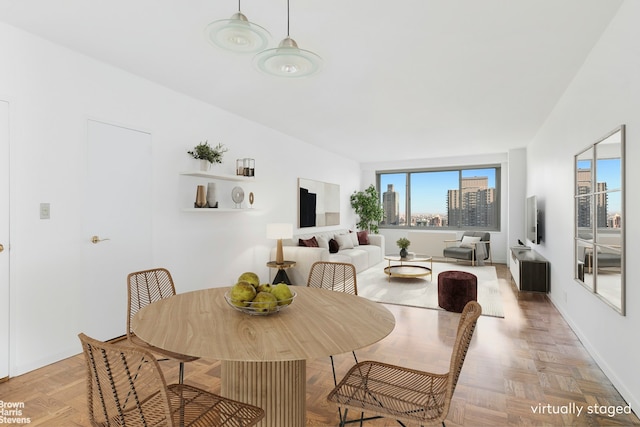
438 271 478 313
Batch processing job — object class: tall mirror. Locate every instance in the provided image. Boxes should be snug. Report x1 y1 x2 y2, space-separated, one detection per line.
574 125 625 314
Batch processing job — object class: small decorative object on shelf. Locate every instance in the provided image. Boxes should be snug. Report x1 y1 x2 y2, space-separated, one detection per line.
231 186 244 208
249 191 255 208
235 158 256 176
397 237 410 258
195 185 207 208
206 182 218 208
243 158 255 176
187 141 228 171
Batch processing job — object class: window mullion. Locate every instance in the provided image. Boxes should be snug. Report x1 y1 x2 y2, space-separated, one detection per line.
406 172 410 228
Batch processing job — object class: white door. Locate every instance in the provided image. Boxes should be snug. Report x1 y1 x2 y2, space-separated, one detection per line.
84 120 152 341
0 100 9 379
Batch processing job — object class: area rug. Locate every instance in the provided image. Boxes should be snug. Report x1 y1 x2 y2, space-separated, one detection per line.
357 261 504 318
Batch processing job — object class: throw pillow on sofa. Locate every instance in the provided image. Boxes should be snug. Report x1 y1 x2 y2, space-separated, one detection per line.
356 230 369 245
316 236 330 250
299 236 319 247
329 238 339 253
336 234 354 250
349 231 360 247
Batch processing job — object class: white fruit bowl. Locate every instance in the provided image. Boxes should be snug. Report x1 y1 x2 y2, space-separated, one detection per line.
224 291 296 316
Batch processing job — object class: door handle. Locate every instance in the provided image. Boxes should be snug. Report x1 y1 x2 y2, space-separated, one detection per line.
91 236 111 244
0 243 4 252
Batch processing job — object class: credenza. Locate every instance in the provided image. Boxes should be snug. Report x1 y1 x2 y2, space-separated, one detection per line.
509 247 549 292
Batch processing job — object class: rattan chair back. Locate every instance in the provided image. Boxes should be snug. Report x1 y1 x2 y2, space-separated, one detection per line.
126 268 197 384
327 301 482 426
307 262 357 295
446 300 482 402
127 268 177 339
79 332 172 426
78 333 265 427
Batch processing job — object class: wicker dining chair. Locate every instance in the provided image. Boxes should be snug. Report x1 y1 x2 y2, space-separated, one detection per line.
78 333 265 427
307 261 358 295
327 301 482 426
127 268 198 384
307 261 360 419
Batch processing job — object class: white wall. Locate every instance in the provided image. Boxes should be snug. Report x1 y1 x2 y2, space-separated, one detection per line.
508 148 527 250
360 152 512 263
527 0 640 411
0 22 359 376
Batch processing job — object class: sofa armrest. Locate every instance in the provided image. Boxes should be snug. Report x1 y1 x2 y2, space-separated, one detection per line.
367 233 385 249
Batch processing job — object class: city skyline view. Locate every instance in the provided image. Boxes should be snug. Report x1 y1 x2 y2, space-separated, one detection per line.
380 168 497 228
380 160 621 229
577 158 622 213
380 168 497 214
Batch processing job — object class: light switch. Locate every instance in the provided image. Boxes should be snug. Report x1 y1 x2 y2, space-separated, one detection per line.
40 203 50 219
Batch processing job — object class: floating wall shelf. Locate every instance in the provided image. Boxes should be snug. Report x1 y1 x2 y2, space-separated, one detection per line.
182 208 258 213
180 170 257 212
179 171 255 182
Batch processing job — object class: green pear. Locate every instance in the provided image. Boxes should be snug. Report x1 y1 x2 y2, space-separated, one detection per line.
257 283 272 293
271 283 294 306
238 272 260 289
252 291 277 312
229 281 256 307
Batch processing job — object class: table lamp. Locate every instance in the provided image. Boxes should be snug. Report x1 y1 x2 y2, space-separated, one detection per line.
267 223 293 265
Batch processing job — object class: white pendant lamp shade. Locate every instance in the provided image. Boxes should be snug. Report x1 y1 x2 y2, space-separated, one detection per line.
254 36 322 78
205 11 270 54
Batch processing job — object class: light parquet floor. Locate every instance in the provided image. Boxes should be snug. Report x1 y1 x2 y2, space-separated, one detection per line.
1 264 638 426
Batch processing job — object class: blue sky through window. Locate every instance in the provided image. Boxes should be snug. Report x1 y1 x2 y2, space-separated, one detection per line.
379 167 498 219
577 158 621 212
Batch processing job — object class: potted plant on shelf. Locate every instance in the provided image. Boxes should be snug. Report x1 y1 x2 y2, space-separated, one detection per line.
350 184 384 233
397 237 410 258
188 141 228 171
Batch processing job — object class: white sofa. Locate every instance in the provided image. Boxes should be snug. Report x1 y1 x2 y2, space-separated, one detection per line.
269 229 385 286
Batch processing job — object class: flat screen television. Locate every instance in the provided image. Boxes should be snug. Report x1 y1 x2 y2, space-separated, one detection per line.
526 195 541 244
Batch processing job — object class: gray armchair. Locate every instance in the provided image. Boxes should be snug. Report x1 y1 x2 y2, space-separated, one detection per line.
584 248 621 273
443 231 492 266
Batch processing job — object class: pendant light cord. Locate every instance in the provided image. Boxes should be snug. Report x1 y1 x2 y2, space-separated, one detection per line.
238 0 241 12
287 0 290 37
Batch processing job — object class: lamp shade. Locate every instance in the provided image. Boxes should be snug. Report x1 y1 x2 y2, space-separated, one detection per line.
266 223 293 240
205 12 270 54
267 223 293 264
253 37 322 78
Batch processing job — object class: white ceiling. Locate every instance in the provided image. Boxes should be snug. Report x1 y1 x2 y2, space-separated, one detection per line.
0 0 623 163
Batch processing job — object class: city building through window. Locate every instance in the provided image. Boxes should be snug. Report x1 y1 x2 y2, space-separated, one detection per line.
377 166 500 230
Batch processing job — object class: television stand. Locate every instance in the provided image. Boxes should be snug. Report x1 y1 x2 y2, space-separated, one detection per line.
510 247 549 292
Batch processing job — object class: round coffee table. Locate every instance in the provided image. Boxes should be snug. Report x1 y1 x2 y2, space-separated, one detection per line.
384 254 433 282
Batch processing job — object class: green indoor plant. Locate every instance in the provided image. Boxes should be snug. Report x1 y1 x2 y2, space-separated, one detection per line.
396 237 410 258
350 184 384 233
188 141 228 166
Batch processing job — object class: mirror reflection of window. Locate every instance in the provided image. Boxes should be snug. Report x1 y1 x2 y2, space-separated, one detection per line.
574 125 625 314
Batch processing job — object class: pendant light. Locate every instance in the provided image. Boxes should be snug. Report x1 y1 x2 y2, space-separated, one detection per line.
205 0 270 54
254 0 322 78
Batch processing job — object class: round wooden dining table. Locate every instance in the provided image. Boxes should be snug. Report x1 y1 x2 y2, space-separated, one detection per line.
132 285 395 427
